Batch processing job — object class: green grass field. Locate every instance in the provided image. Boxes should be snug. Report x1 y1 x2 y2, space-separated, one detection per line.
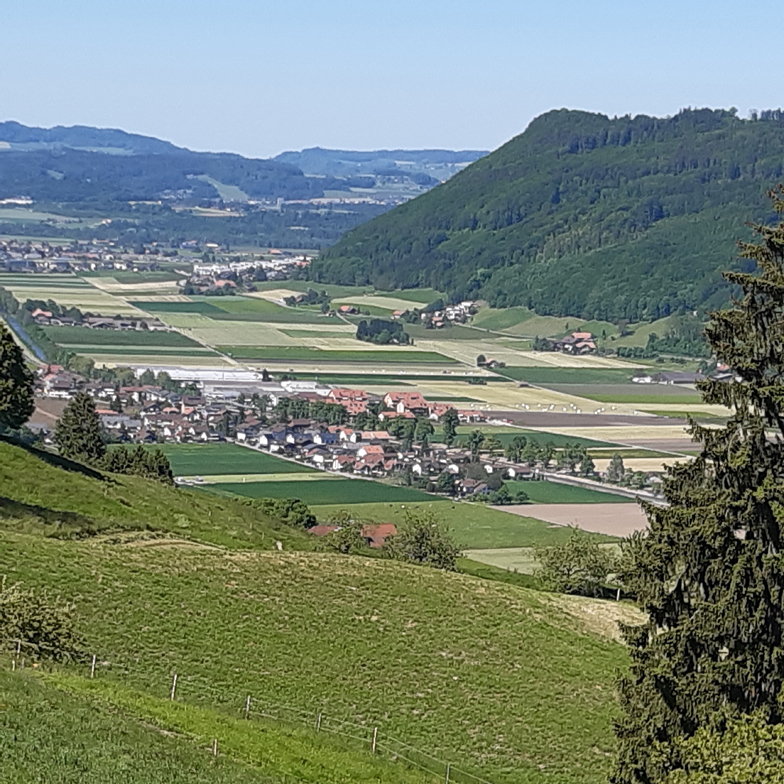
440 426 619 449
510 480 630 504
130 299 225 315
159 443 313 476
0 275 93 288
207 478 444 505
310 501 616 549
493 367 637 384
218 345 457 364
44 325 201 347
0 533 631 784
62 346 216 356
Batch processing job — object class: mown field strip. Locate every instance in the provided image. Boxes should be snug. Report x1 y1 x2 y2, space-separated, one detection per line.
187 472 340 484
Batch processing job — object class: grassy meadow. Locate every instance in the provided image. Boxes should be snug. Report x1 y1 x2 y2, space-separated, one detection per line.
0 534 632 784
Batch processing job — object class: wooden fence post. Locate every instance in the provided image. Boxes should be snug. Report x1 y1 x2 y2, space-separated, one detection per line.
90 654 96 679
212 738 218 757
245 695 251 719
170 673 178 701
445 763 451 783
371 727 378 754
316 713 322 732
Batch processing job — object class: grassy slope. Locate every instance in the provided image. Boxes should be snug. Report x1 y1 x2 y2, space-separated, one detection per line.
1 670 434 784
0 440 312 550
0 535 630 784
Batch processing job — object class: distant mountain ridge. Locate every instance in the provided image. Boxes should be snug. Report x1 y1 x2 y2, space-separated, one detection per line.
310 108 784 323
274 147 488 184
0 120 185 156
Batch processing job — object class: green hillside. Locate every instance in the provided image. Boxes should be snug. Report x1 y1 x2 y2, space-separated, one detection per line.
0 439 638 783
311 108 784 322
0 670 434 784
0 439 312 550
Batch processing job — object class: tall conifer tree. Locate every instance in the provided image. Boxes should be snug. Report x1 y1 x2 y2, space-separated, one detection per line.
0 323 34 430
55 391 106 464
613 188 784 783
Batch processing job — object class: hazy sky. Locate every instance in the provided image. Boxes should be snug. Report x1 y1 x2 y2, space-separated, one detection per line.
2 0 780 159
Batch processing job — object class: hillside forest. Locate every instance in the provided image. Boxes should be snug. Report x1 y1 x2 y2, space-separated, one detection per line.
311 108 784 323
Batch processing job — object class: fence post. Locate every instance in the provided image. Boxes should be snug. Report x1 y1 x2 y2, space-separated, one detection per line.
90 654 97 679
170 673 178 701
212 738 218 757
316 713 322 732
245 695 251 719
15 640 20 657
616 587 621 601
371 727 378 754
445 763 451 783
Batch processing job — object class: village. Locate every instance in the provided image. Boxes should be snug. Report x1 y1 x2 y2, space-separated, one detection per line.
32 363 639 501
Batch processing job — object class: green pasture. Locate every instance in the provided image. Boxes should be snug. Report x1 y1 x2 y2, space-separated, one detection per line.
43 325 201 347
1 534 629 784
280 328 353 339
544 383 701 404
0 671 304 784
80 271 186 283
207 478 443 505
310 500 615 549
382 288 444 304
0 274 92 288
158 443 313 477
438 425 619 449
130 300 225 315
493 367 637 384
508 480 629 504
61 346 215 356
473 307 617 339
218 345 457 363
0 440 312 551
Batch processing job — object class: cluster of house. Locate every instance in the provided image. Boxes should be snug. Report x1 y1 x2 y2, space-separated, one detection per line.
391 300 477 328
36 367 519 496
30 309 168 331
539 331 597 354
0 239 177 274
192 253 311 280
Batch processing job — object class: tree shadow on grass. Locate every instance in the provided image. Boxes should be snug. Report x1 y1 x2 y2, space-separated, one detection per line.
0 435 108 482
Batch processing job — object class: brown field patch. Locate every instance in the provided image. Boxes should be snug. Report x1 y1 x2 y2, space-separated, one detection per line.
500 502 649 537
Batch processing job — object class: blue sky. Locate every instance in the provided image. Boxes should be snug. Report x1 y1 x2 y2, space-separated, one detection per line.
1 0 780 158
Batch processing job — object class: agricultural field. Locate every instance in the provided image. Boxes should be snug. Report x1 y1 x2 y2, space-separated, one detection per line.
310 499 617 550
509 480 630 504
435 424 619 448
207 478 443 505
43 325 202 347
217 345 457 364
157 443 314 477
500 503 649 539
0 276 144 315
545 383 702 404
472 306 617 340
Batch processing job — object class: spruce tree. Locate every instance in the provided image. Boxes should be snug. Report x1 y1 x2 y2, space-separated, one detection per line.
55 392 106 464
613 188 784 783
0 323 34 430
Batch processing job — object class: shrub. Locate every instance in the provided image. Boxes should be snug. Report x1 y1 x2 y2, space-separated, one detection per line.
534 528 615 597
0 580 84 661
384 510 461 571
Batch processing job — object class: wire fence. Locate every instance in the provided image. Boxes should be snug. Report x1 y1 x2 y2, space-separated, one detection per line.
4 638 493 784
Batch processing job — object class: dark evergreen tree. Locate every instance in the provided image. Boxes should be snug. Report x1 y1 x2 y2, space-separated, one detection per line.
441 407 460 447
55 392 106 463
0 323 34 430
613 188 784 783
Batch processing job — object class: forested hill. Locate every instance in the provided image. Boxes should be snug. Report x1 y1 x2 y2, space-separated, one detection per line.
310 108 784 322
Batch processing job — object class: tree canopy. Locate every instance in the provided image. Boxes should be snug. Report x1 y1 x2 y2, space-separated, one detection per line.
613 188 784 783
312 108 784 322
0 323 34 431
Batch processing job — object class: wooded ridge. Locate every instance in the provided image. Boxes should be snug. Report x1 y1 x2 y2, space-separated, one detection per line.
311 108 784 322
